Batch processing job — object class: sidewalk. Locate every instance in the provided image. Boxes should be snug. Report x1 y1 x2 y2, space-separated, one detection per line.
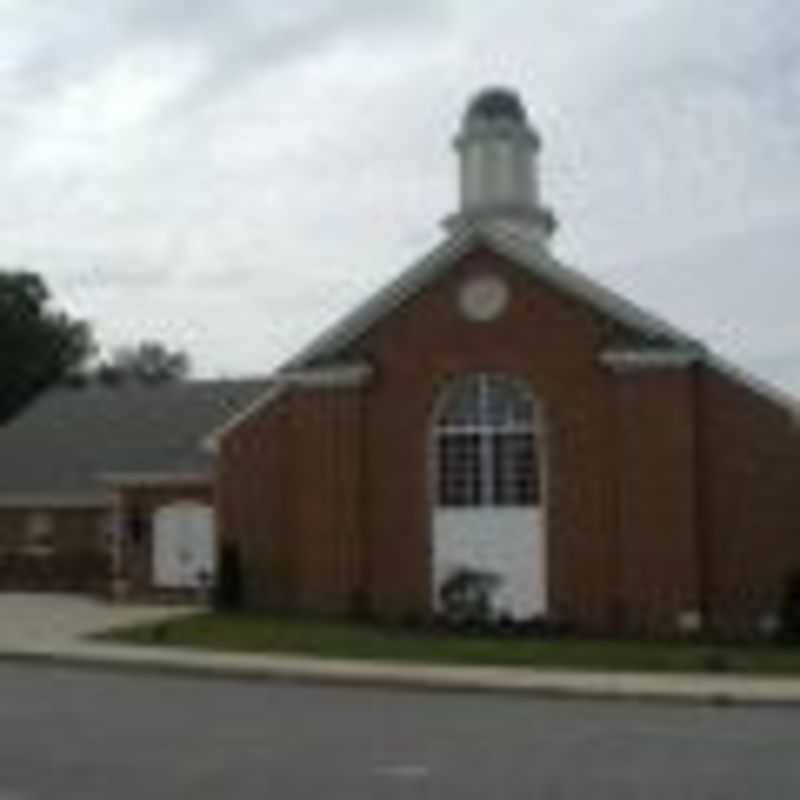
5 637 800 706
0 592 198 650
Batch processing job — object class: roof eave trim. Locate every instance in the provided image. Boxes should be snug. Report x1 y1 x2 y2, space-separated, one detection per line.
96 471 212 488
600 348 705 372
279 231 482 372
280 223 698 375
279 362 373 388
601 347 800 420
706 354 800 421
481 226 698 347
202 383 287 453
203 362 373 451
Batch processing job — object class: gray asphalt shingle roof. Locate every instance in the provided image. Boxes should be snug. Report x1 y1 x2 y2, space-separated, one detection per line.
0 379 269 499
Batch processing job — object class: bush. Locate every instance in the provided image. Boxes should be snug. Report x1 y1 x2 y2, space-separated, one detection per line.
513 615 572 638
438 568 501 629
496 612 516 635
213 544 243 611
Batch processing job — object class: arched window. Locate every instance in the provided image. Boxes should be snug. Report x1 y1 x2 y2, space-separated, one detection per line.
434 374 540 508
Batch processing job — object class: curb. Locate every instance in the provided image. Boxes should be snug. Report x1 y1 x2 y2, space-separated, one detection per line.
4 643 800 707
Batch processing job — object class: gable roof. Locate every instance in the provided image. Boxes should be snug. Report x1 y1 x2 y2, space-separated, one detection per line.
207 222 800 444
281 222 799 418
0 378 269 503
282 223 701 371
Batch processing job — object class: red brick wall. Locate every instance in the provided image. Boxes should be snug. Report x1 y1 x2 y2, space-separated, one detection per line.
218 394 291 608
0 506 109 591
613 369 699 634
221 245 641 629
218 389 364 613
218 242 800 636
348 246 636 628
698 368 800 635
285 389 364 613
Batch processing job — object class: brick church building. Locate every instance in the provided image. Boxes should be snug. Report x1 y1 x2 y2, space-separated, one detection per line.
212 87 800 637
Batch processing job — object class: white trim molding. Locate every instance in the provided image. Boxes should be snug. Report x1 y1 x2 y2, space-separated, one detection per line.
203 224 800 447
279 362 374 389
280 224 700 375
96 472 212 488
203 382 287 453
599 348 705 372
601 348 800 424
707 354 800 422
203 362 373 450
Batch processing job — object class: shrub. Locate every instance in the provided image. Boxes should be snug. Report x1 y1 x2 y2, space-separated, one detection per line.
510 614 572 638
438 568 501 629
496 612 516 635
213 544 243 611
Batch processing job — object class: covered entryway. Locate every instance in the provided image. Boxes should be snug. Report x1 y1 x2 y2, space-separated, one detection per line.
152 502 215 589
431 373 546 620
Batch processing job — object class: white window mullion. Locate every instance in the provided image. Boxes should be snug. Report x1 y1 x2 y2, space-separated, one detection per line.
435 372 538 509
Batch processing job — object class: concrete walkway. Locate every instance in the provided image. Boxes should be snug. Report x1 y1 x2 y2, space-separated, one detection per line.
5 635 800 707
3 593 800 706
0 592 197 649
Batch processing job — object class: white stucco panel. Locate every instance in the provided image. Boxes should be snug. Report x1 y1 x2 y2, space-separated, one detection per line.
152 502 216 589
432 508 546 620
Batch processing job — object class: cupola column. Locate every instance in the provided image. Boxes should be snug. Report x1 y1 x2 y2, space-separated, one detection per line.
444 87 557 245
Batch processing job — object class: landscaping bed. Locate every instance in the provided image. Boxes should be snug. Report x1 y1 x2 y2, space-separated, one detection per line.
97 612 800 676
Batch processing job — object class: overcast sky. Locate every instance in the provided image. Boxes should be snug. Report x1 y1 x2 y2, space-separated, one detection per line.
1 1 799 391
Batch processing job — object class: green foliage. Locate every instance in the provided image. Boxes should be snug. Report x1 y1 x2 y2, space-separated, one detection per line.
0 270 93 423
438 567 502 628
95 340 191 385
102 613 800 675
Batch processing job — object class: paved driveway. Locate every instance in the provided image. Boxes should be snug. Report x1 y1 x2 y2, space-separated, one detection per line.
0 592 196 651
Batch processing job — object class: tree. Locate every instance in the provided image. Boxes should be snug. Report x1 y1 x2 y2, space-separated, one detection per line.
0 270 93 424
97 340 191 385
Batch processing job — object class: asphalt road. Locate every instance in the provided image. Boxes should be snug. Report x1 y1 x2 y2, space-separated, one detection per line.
1 663 799 799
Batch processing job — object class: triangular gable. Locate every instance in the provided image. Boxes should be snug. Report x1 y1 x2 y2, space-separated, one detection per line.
282 222 699 371
207 222 800 446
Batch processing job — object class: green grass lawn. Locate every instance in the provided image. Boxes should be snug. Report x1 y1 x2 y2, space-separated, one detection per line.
97 612 800 676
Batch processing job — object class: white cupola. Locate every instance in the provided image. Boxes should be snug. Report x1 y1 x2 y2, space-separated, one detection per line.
444 87 557 245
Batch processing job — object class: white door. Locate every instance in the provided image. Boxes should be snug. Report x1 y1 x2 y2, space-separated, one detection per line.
431 374 546 620
433 508 545 620
152 502 215 589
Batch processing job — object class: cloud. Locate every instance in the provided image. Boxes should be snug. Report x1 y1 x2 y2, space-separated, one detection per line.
595 214 800 392
0 1 798 394
151 0 450 119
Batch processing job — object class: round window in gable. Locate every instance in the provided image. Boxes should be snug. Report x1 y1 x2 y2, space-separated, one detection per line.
458 275 510 322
